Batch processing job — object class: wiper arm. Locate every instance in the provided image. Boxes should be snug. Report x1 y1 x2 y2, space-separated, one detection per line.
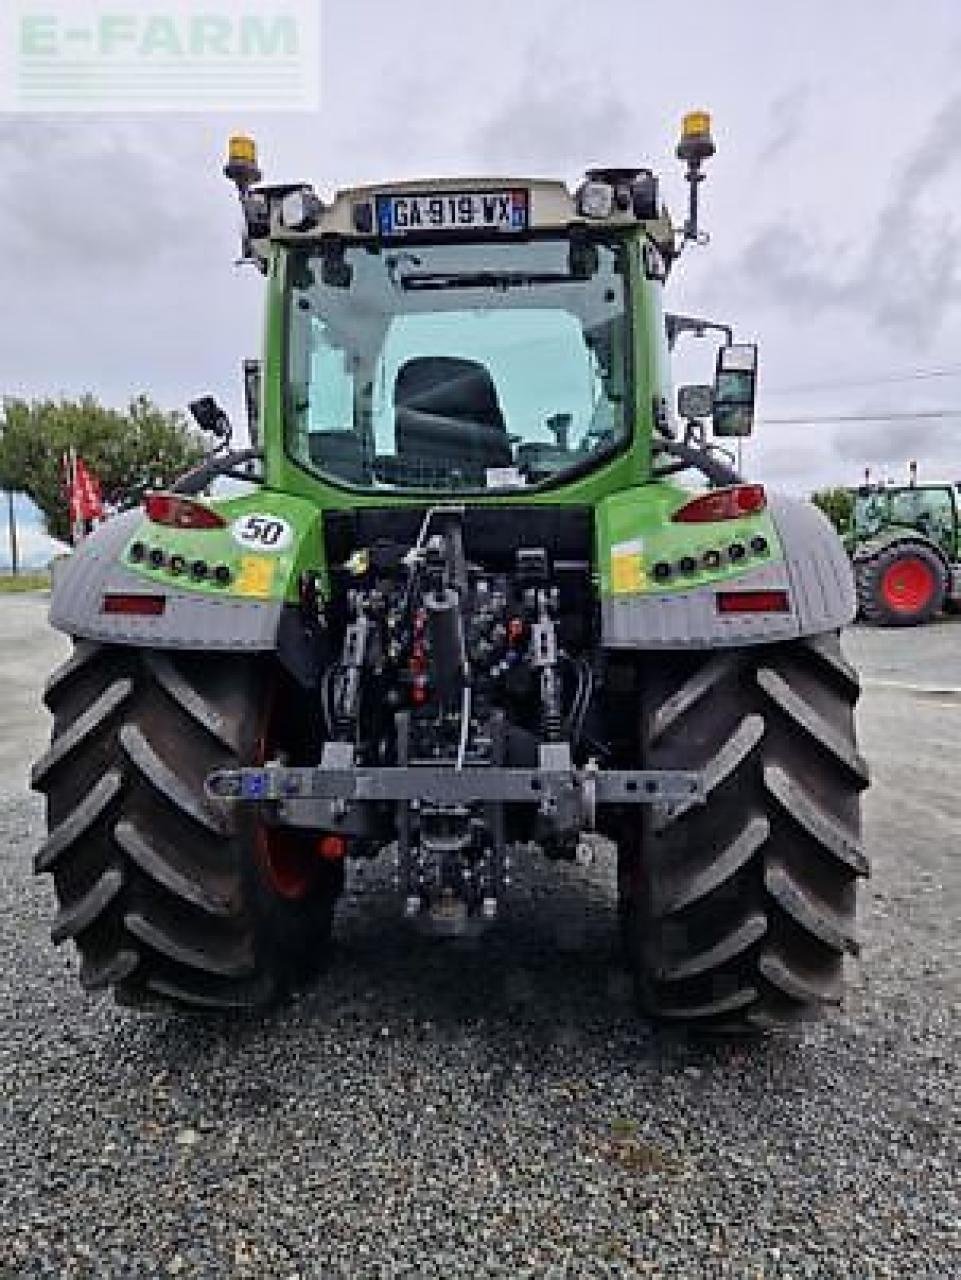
400 271 579 292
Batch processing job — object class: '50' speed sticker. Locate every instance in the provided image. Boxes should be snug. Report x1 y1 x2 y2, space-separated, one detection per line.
230 513 293 552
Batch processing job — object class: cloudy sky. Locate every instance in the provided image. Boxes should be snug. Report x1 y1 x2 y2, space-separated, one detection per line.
3 0 961 564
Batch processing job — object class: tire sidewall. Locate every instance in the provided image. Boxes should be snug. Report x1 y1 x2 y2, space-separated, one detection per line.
857 542 946 626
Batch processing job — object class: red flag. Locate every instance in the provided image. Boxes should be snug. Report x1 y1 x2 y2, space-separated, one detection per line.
67 455 103 528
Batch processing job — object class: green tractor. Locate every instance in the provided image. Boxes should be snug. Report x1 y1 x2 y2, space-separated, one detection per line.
31 115 869 1032
848 470 961 625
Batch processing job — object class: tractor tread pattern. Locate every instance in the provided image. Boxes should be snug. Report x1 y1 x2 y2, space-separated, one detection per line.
764 764 869 876
34 770 123 874
31 678 133 790
145 653 241 752
114 818 236 917
119 723 228 835
42 640 102 709
33 643 339 1012
657 987 759 1021
51 868 125 945
145 974 273 1011
652 815 770 917
80 948 140 992
656 911 767 982
624 632 867 1032
649 654 739 745
124 909 255 978
758 946 843 1005
764 858 860 955
654 713 764 829
803 632 861 696
757 667 870 785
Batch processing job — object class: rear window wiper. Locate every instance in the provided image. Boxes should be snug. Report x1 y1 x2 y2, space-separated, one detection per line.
400 271 580 292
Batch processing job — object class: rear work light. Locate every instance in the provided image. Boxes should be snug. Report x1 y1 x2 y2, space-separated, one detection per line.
102 593 166 617
144 493 225 530
716 589 790 615
672 484 767 524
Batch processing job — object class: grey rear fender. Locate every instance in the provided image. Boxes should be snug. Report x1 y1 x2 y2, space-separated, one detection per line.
600 493 856 650
48 510 320 687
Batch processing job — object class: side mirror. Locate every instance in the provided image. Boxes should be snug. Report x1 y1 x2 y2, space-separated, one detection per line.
243 358 262 448
712 343 757 438
677 384 713 421
188 395 232 446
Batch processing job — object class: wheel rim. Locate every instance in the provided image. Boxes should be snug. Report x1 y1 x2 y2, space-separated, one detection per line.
255 824 319 901
252 686 320 901
880 556 936 614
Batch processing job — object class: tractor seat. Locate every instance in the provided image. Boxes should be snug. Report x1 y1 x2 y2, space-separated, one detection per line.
394 356 512 481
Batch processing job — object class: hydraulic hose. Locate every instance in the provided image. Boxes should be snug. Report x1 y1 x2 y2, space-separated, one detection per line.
455 684 471 771
172 449 263 495
654 440 742 487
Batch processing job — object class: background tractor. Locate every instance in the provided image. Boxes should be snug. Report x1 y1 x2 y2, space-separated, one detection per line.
848 468 961 626
31 116 869 1033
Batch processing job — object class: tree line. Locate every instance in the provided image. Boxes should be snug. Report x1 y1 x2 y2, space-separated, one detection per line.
0 392 858 545
0 396 204 543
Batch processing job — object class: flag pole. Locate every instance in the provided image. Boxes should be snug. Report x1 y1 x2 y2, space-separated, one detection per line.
69 446 83 546
6 490 18 576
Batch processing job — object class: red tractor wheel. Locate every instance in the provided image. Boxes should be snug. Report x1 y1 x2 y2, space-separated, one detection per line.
880 556 937 615
856 541 947 627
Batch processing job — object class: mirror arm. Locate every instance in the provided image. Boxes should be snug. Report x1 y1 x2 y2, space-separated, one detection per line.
653 439 742 487
172 448 264 495
665 312 733 352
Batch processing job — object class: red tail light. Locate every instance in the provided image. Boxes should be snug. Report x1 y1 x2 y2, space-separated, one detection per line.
716 589 790 615
672 485 767 524
317 835 347 861
144 493 225 530
102 593 166 617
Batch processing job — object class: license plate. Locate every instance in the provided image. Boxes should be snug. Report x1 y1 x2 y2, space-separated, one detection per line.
375 189 528 236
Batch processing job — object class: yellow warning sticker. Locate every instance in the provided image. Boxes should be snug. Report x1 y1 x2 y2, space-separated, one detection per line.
235 555 275 599
610 539 646 594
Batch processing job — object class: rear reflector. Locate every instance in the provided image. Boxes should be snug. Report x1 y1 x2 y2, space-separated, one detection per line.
672 484 767 523
317 834 347 861
144 493 225 530
102 593 166 617
716 589 790 615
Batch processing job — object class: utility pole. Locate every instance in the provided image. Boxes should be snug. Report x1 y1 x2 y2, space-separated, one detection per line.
5 490 17 577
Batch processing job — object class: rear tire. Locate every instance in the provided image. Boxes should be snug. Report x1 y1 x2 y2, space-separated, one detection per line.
855 541 946 626
617 633 869 1032
31 642 342 1011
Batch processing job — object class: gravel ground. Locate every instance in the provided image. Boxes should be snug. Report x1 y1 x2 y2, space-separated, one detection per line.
0 598 958 1278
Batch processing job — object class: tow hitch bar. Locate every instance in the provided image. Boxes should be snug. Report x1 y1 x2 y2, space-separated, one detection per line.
206 747 705 831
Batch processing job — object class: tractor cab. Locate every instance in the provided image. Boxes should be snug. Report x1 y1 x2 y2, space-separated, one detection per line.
224 118 758 504
850 482 959 561
284 229 631 494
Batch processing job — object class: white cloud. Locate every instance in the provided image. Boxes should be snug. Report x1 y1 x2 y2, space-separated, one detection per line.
1 0 960 490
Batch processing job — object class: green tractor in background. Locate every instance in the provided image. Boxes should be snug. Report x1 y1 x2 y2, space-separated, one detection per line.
31 116 869 1033
848 466 961 626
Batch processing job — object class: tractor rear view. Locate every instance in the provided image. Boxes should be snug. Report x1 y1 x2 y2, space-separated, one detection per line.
31 116 870 1033
849 474 961 625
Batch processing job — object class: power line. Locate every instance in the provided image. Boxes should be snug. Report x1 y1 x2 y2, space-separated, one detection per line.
763 365 961 396
760 409 961 425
